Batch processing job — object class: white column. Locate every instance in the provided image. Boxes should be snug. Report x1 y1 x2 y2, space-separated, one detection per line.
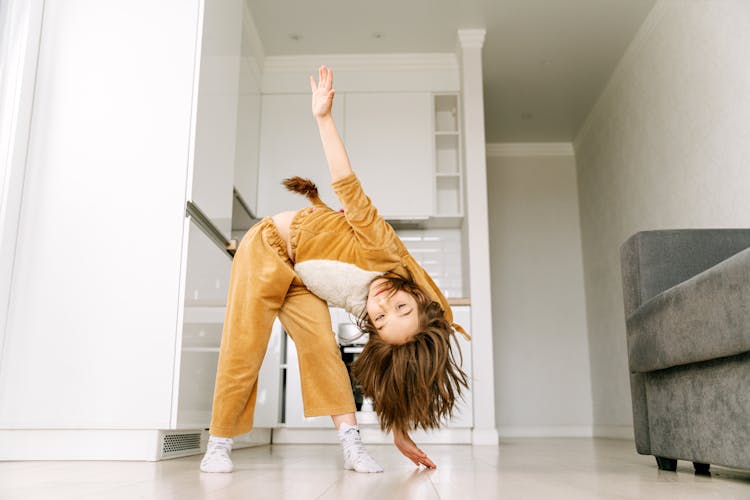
457 29 499 446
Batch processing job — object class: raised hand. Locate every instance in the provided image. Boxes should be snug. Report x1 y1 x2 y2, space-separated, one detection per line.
310 65 335 119
393 430 437 469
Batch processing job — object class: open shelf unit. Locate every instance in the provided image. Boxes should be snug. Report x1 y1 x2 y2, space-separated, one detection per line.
433 94 463 218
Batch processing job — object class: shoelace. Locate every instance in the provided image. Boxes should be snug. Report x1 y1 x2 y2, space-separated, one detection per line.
204 443 231 461
340 428 373 464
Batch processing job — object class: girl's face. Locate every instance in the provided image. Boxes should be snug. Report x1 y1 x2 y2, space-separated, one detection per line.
366 278 419 344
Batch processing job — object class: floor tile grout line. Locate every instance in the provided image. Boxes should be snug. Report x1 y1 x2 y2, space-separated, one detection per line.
427 471 442 499
314 477 339 499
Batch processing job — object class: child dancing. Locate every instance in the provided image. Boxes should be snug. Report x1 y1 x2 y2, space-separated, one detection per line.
200 65 471 474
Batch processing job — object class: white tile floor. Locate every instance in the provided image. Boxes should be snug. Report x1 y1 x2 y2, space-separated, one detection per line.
1 438 749 499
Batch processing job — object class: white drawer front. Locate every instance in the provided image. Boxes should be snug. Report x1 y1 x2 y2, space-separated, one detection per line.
183 217 232 306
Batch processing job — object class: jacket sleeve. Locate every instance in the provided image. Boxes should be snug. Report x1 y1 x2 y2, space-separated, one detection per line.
331 173 396 249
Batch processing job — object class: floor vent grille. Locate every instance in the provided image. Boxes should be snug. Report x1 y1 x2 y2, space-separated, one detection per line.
161 432 202 458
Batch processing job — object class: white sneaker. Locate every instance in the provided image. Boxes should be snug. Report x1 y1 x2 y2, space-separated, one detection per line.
200 436 234 473
338 424 384 473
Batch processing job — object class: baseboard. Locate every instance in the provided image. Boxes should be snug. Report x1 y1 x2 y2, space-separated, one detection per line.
233 428 273 449
271 426 473 445
0 428 271 461
472 427 500 445
495 425 633 440
593 425 635 440
498 426 594 438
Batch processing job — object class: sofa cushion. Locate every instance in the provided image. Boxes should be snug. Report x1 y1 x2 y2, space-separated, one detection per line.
627 246 750 373
620 229 750 317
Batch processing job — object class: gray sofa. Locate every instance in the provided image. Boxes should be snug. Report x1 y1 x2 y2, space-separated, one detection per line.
620 229 750 473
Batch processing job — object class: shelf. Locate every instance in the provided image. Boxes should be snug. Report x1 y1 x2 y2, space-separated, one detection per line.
436 176 462 216
432 93 462 219
435 95 459 132
435 134 459 174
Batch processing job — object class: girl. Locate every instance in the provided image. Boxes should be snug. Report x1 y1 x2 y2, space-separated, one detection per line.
200 65 471 474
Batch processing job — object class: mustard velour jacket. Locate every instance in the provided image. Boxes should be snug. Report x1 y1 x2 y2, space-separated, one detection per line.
288 172 471 341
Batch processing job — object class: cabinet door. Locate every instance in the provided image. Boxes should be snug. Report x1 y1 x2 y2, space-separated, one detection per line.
176 217 232 428
233 57 262 216
284 333 333 428
183 217 232 307
343 92 433 218
177 314 282 429
253 319 283 427
189 0 242 237
256 94 345 216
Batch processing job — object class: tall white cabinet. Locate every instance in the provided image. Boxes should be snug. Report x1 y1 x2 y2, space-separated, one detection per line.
256 93 345 215
0 0 269 461
256 92 434 219
343 93 433 218
232 6 264 217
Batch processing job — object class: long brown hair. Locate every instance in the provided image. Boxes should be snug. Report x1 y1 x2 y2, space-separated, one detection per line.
351 274 469 434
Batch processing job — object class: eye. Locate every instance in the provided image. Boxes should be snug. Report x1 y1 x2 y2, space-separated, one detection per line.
375 314 385 321
397 303 406 310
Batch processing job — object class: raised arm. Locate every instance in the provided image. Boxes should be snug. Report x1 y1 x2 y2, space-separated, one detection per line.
309 65 396 249
310 65 352 182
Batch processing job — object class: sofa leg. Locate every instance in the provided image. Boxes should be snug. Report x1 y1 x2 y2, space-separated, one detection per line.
693 462 710 475
655 456 677 471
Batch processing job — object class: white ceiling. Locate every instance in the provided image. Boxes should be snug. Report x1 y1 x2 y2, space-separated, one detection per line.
247 0 656 143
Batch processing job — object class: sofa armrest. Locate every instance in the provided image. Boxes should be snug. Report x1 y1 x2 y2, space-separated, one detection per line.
620 229 750 317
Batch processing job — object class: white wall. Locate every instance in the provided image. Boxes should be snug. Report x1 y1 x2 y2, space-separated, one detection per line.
574 0 750 437
487 149 593 436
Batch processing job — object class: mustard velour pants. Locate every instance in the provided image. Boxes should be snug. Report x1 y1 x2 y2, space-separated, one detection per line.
208 216 355 438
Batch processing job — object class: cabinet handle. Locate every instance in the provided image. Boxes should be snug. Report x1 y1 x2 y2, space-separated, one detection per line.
185 200 234 259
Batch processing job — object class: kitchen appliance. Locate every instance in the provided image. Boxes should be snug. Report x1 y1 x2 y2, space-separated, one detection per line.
336 322 370 412
337 322 368 345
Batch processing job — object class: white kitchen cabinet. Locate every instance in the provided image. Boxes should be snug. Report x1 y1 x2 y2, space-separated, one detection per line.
178 256 282 431
257 92 434 219
433 94 464 218
445 306 473 428
254 319 284 427
179 308 225 428
176 217 232 428
282 306 472 430
284 334 335 428
282 307 354 428
0 0 206 433
189 0 243 238
232 26 263 216
256 94 345 216
0 0 272 461
343 92 434 219
183 218 233 308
